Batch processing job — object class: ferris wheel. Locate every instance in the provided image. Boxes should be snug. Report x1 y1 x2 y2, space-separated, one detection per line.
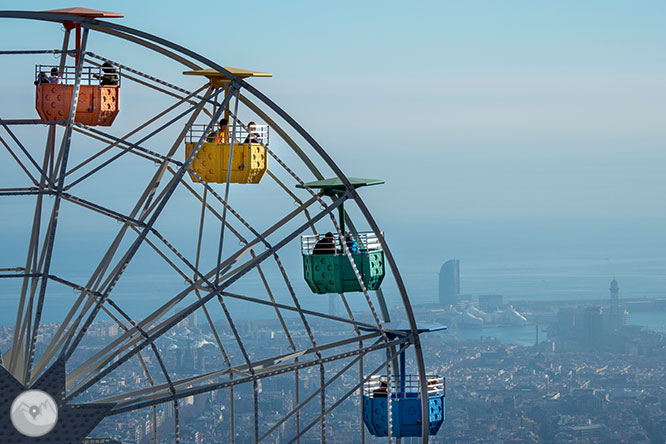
0 8 445 444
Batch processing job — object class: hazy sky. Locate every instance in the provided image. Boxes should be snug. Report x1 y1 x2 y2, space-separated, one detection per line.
1 1 665 259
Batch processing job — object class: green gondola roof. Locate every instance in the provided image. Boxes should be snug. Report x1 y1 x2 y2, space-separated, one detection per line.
296 177 384 195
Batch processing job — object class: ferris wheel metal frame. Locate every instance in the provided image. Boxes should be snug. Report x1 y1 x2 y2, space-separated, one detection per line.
0 8 434 443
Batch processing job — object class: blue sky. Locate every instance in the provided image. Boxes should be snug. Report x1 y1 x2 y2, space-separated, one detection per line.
1 1 665 264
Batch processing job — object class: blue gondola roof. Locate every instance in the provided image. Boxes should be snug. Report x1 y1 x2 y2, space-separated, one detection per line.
359 321 447 338
296 177 384 196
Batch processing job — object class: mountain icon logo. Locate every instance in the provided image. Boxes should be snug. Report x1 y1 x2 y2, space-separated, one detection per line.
10 390 59 437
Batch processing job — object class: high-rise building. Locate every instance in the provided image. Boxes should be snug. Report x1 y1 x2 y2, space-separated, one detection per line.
329 294 339 317
583 306 604 350
439 259 460 307
607 278 625 333
557 307 575 335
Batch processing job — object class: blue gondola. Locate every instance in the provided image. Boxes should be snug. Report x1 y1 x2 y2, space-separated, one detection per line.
360 322 447 438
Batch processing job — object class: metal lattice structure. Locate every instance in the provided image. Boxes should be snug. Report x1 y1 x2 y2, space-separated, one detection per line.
0 8 432 443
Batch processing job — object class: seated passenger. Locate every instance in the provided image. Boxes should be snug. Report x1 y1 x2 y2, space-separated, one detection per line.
97 62 118 86
208 118 228 143
373 381 388 398
345 232 359 254
312 232 335 255
34 71 49 85
243 121 262 144
48 67 61 84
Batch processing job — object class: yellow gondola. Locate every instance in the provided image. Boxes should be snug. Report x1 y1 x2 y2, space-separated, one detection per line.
183 68 271 184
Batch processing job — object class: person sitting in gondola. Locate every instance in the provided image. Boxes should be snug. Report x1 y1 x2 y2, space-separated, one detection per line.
48 67 61 84
243 121 262 144
94 62 118 86
34 71 49 85
345 232 358 254
312 232 335 255
208 118 228 143
373 380 388 397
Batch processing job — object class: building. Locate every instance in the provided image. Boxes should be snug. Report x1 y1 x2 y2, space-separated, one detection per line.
607 278 625 333
479 294 503 312
329 294 339 317
557 307 575 336
584 306 604 350
439 259 460 307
